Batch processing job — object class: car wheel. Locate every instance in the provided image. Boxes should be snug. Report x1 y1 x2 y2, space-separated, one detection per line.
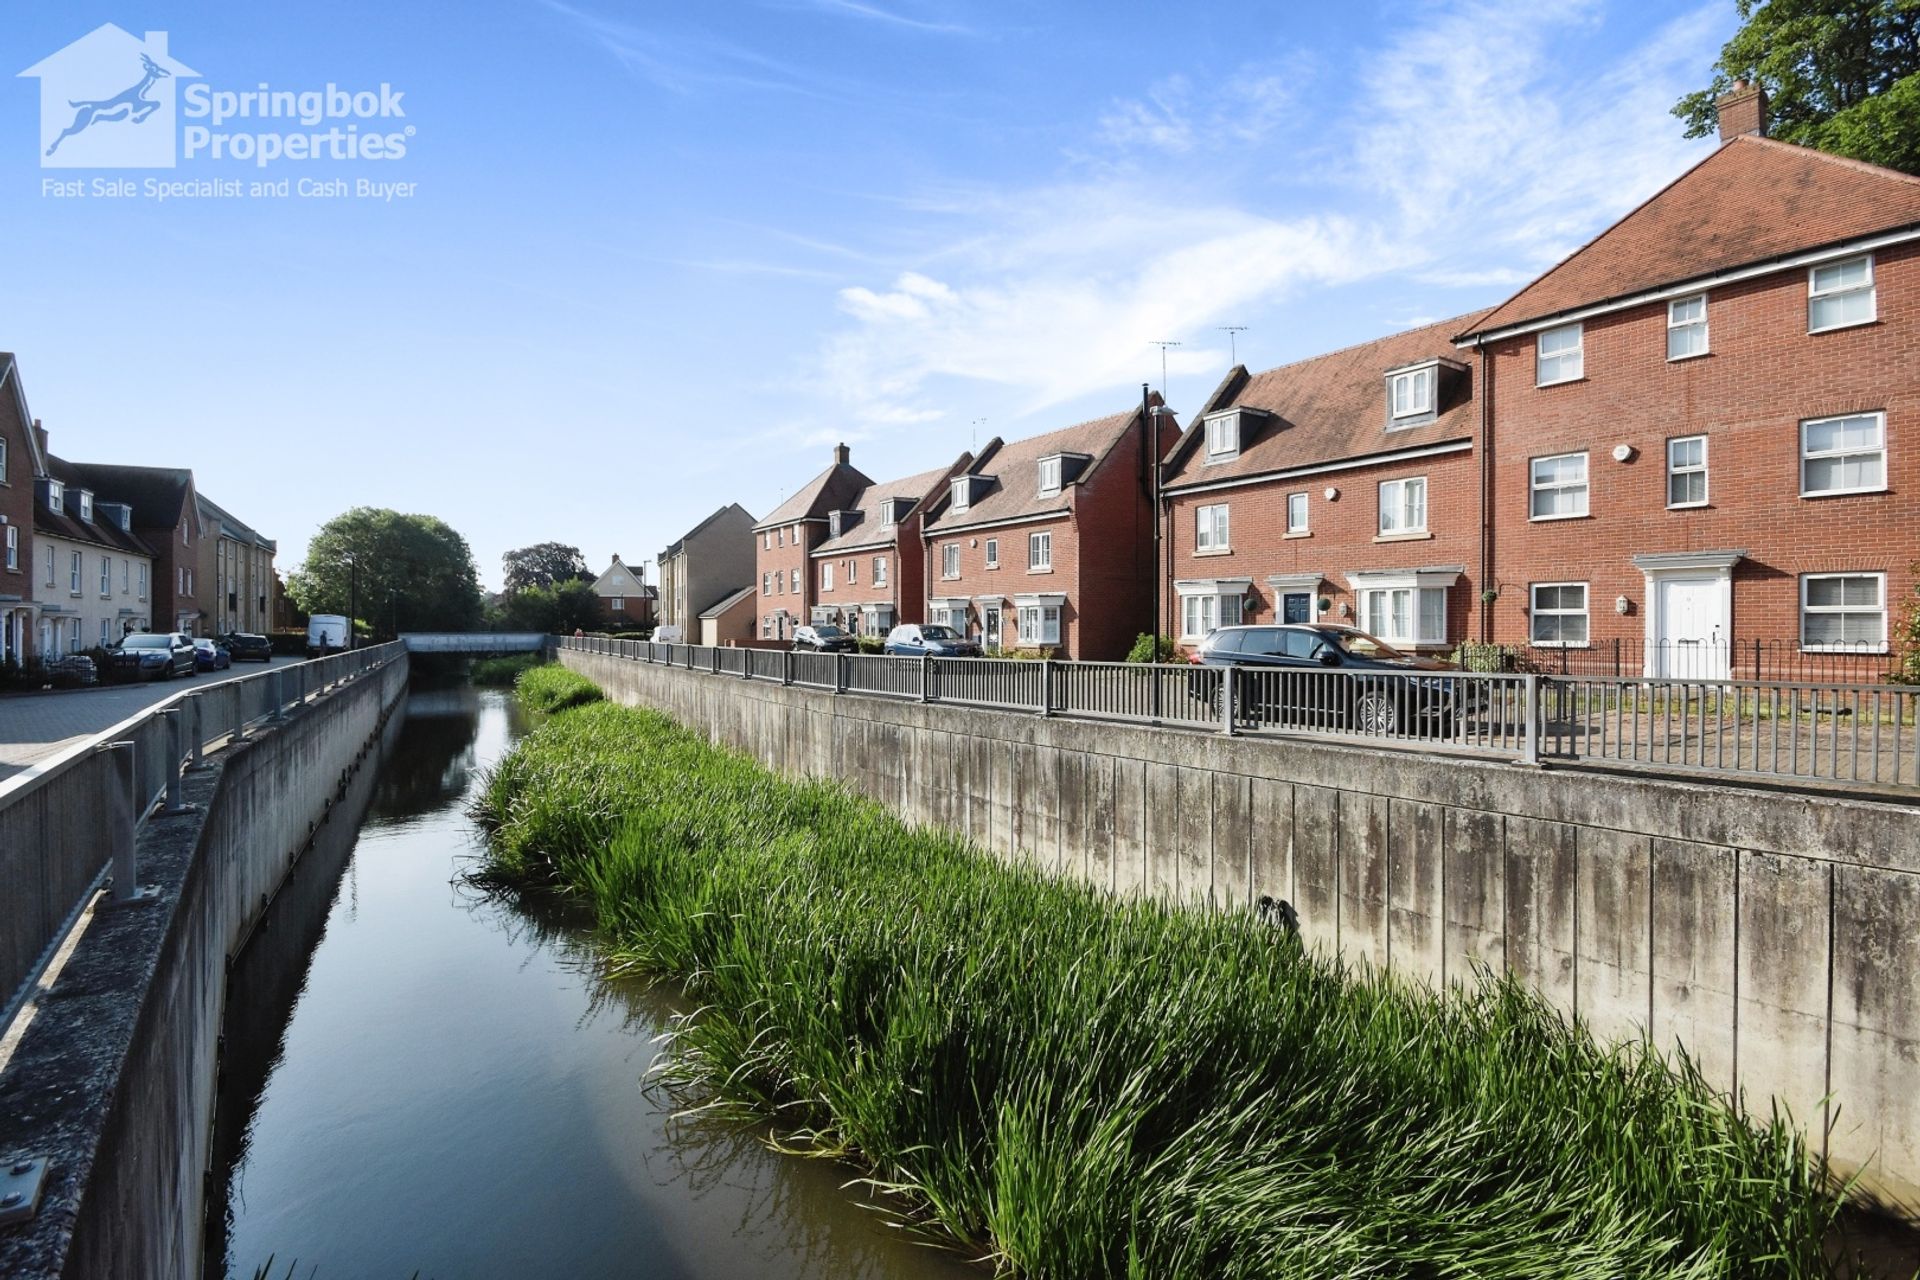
1353 689 1399 735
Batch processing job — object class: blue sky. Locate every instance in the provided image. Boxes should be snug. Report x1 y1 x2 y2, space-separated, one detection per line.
2 0 1733 592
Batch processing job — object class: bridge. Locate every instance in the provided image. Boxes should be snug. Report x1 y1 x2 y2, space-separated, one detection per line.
398 632 548 654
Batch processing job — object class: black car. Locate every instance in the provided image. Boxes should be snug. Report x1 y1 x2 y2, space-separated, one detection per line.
221 632 274 662
108 632 197 681
791 624 857 653
1187 623 1474 735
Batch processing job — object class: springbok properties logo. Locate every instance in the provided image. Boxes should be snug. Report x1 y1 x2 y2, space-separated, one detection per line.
19 26 195 168
19 24 414 185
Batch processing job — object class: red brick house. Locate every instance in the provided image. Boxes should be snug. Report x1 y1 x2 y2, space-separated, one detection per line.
809 455 970 638
588 554 656 630
1454 92 1920 679
0 354 44 666
1160 318 1489 655
920 401 1167 660
754 444 871 641
59 461 205 635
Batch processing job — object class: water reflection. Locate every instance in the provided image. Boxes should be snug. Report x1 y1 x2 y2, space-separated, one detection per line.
208 687 976 1280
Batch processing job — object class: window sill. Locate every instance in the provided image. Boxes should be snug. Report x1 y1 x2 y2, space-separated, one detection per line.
1528 513 1592 523
1284 530 1311 539
1800 486 1888 499
1194 547 1233 557
1535 375 1586 389
1666 501 1710 511
1203 455 1239 466
1371 531 1432 543
1807 318 1877 336
1027 567 1054 575
1529 642 1592 650
1801 644 1889 655
1666 351 1710 364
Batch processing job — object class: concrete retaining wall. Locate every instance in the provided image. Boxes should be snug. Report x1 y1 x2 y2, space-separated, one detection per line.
0 656 408 1280
559 647 1920 1210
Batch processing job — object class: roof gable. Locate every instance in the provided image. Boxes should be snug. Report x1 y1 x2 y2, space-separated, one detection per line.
757 460 874 530
811 460 965 555
1460 137 1920 338
923 404 1145 534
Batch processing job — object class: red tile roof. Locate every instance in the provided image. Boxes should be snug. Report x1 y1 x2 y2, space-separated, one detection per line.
922 404 1146 534
755 459 873 530
811 462 959 555
1460 136 1920 338
1162 311 1489 489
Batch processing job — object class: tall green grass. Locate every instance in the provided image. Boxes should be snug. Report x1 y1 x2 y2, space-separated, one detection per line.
473 691 1845 1279
470 653 542 686
511 663 603 714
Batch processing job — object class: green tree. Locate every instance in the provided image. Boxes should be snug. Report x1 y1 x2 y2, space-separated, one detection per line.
287 507 484 639
502 541 592 593
1674 0 1920 174
500 580 603 635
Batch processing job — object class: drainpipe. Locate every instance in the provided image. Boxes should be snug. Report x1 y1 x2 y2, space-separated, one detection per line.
1476 338 1494 644
1142 383 1159 645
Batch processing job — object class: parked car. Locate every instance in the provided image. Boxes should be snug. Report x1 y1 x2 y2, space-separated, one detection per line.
792 624 856 653
46 653 97 688
883 623 982 657
1186 623 1473 735
193 637 232 671
221 631 273 663
108 632 197 681
307 614 350 658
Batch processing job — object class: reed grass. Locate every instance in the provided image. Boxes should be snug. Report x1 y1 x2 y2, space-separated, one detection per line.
511 663 603 713
469 653 542 687
472 690 1845 1279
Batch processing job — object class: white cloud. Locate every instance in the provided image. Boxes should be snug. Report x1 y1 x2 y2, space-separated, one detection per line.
806 0 1728 439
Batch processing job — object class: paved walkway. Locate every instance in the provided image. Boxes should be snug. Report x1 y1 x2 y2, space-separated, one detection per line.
0 658 296 783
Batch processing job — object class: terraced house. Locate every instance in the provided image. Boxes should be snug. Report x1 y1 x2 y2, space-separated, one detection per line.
755 444 870 641
1456 87 1920 680
0 354 41 666
1160 316 1488 654
195 493 277 636
808 455 969 638
34 442 156 654
919 399 1168 660
58 460 204 636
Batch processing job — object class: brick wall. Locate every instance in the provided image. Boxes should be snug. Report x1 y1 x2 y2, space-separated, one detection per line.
1486 240 1918 666
1163 447 1484 651
753 519 822 639
0 394 34 659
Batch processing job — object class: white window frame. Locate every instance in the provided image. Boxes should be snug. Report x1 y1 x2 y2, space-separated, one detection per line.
1667 294 1708 360
99 554 111 597
1388 367 1435 422
79 492 93 521
1286 492 1308 534
789 568 800 593
3 525 14 571
942 544 960 579
1808 255 1875 333
821 562 833 591
1800 411 1886 497
43 545 53 588
1378 476 1427 535
1800 572 1887 652
1528 582 1590 648
1204 412 1239 461
47 481 63 515
1037 456 1062 496
1536 322 1583 386
984 538 998 568
762 572 771 596
1195 503 1230 552
1359 586 1447 647
1529 452 1589 520
873 556 888 587
847 559 856 586
949 478 971 512
138 563 148 600
0 438 6 481
1016 603 1061 647
1666 435 1708 508
776 528 784 548
1028 530 1052 571
71 551 83 594
763 531 771 550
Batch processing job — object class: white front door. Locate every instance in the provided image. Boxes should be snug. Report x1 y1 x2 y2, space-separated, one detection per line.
1656 576 1728 679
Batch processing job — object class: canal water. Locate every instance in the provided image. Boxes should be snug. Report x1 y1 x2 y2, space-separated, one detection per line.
204 686 980 1280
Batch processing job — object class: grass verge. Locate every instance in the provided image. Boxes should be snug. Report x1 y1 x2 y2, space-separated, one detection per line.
472 683 1845 1279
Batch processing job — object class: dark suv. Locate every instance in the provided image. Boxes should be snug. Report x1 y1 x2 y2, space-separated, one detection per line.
1187 623 1473 735
221 632 274 663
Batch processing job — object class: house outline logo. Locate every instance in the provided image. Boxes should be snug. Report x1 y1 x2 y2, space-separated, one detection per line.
19 25 199 169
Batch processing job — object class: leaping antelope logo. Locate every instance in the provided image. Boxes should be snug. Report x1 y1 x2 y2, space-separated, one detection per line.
45 52 169 156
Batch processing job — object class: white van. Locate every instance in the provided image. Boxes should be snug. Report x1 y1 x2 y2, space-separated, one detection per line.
306 614 350 657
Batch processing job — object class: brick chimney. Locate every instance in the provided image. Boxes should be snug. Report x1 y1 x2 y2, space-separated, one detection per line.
32 418 48 459
1717 80 1767 143
832 442 850 466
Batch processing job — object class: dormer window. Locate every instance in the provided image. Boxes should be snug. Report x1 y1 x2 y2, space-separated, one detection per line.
1037 456 1062 496
880 498 909 525
78 491 92 521
47 480 63 514
949 478 971 513
1204 411 1240 462
829 511 844 538
1389 367 1434 422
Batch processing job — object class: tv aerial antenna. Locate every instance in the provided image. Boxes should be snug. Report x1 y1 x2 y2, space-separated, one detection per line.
1149 340 1181 399
1218 325 1248 366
